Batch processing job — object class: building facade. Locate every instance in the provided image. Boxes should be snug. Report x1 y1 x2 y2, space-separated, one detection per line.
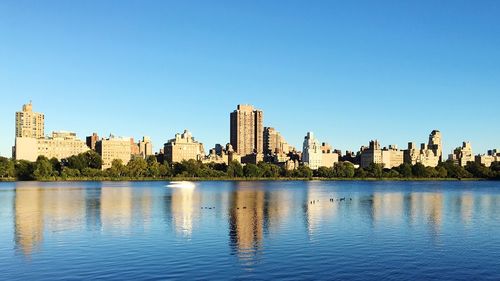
428 130 443 162
320 142 339 168
138 136 153 158
86 133 99 150
15 102 45 139
230 105 264 158
361 141 403 169
403 130 443 167
302 132 322 170
96 136 132 170
15 131 89 162
164 130 205 163
475 154 500 167
449 142 474 167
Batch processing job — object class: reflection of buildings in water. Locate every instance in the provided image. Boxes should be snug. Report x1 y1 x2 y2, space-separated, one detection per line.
100 187 133 232
13 183 155 257
372 193 405 224
228 183 269 262
460 193 474 225
477 194 500 219
43 188 85 232
85 188 101 231
171 186 200 236
304 186 337 235
229 188 264 251
134 189 153 230
14 186 44 256
265 191 292 234
410 192 443 232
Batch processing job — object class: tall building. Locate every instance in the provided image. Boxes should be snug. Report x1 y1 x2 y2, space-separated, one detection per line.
475 154 500 167
361 141 403 169
164 130 205 163
86 133 99 150
428 130 443 162
96 135 132 170
320 142 339 168
449 142 474 167
404 130 443 167
302 132 322 170
263 127 291 155
138 136 153 158
15 102 44 139
381 145 404 169
15 131 89 161
360 140 382 168
230 104 264 157
404 142 440 167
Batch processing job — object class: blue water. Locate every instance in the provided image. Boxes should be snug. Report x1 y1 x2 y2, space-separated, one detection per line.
1 181 500 280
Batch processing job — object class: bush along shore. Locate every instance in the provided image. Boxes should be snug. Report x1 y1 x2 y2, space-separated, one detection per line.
0 151 499 181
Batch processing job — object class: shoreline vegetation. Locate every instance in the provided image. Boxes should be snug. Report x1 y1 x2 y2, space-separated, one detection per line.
1 151 499 182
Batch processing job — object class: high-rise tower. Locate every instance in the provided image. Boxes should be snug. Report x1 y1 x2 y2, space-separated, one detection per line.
230 105 264 156
15 102 45 139
428 130 443 162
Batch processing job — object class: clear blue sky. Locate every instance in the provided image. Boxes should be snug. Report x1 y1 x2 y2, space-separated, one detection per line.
1 0 499 157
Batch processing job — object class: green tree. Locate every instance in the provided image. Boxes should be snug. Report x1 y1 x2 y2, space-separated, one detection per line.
83 150 103 170
333 162 355 178
174 159 202 177
65 151 102 171
490 162 500 179
243 164 262 178
397 163 413 178
227 161 244 177
81 167 102 178
425 166 439 178
50 157 62 176
465 162 491 178
61 167 81 178
317 166 334 178
354 168 367 178
296 165 313 178
366 163 383 178
15 160 35 180
127 157 148 177
439 161 472 179
107 159 127 178
258 162 281 178
146 156 160 177
159 162 173 177
66 154 86 171
384 169 400 178
412 163 428 178
436 166 448 178
0 157 15 178
33 156 54 179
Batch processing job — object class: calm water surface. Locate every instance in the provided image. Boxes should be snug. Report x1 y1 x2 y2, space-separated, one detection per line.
1 180 500 280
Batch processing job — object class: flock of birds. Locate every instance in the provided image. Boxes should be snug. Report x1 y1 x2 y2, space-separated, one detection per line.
310 197 353 204
201 197 356 210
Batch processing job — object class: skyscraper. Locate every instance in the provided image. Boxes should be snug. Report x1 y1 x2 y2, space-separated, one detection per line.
428 130 443 162
302 132 322 170
15 102 44 139
230 104 264 156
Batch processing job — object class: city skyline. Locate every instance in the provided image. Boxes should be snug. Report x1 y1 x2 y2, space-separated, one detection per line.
8 101 499 167
1 1 500 157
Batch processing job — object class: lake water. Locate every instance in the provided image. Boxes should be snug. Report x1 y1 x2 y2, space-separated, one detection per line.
1 180 500 280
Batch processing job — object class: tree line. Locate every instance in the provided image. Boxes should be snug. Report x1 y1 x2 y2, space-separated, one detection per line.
0 151 499 180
